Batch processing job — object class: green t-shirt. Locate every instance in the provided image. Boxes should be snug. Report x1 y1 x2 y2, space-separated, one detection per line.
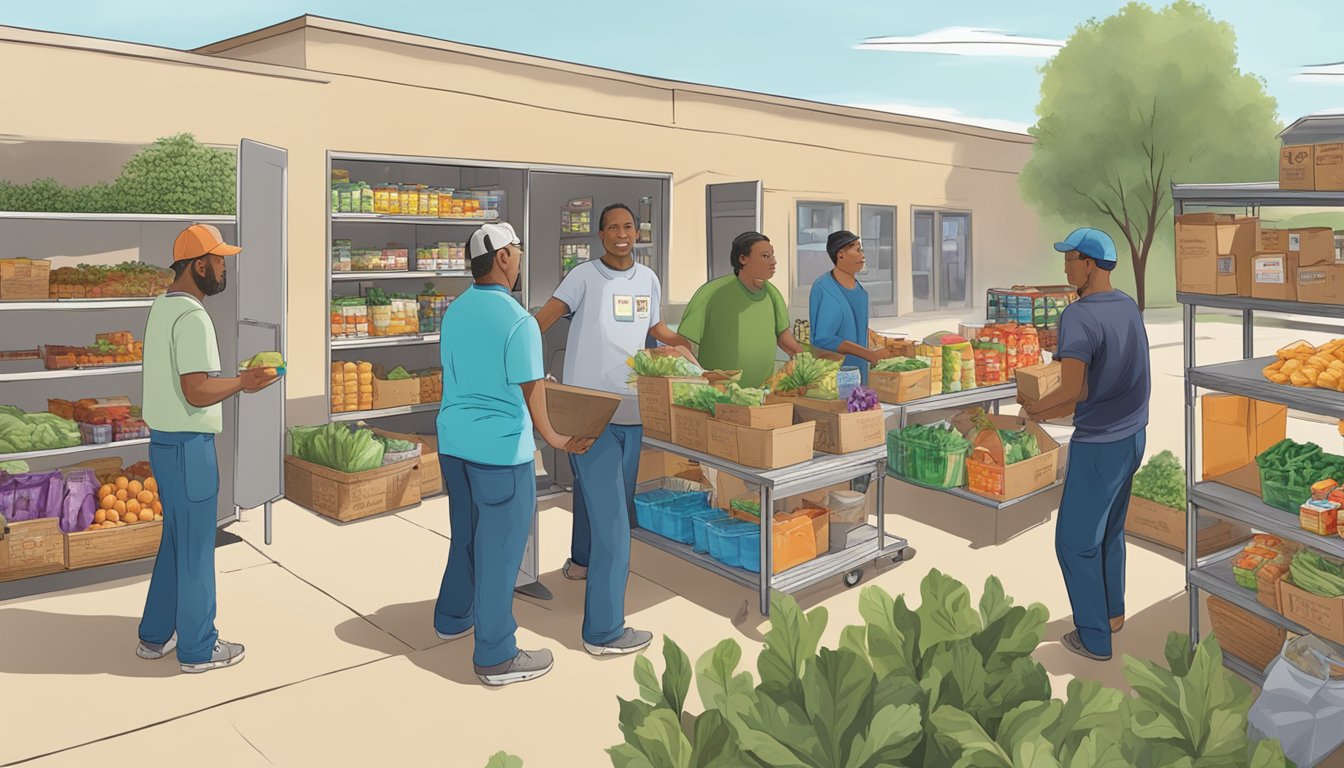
142 293 224 434
678 275 789 388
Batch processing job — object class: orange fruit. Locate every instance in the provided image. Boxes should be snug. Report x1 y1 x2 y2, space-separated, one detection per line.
94 510 106 524
101 494 117 510
99 483 113 499
127 499 141 515
152 500 163 515
137 490 154 505
128 480 143 495
115 477 129 490
88 523 102 530
113 500 127 516
145 477 157 492
107 509 120 523
124 512 139 524
116 489 129 502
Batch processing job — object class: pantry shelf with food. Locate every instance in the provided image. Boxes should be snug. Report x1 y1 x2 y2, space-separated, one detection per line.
1 438 150 463
1175 180 1344 686
331 270 472 282
0 211 236 224
0 298 157 311
331 214 500 225
0 364 143 382
328 402 438 423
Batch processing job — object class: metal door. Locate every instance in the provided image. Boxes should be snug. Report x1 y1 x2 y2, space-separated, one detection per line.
706 181 761 281
232 139 288 517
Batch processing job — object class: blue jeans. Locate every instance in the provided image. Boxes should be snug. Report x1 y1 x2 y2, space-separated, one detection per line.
139 430 220 664
434 455 536 668
569 424 641 646
1056 429 1146 657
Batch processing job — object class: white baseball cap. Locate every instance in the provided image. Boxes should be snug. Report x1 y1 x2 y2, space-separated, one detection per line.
468 222 521 260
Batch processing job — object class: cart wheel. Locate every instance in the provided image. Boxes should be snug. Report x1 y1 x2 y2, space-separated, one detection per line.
844 569 864 588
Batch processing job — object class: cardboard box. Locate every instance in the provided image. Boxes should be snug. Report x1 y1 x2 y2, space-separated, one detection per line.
1200 395 1288 480
790 402 885 454
1280 143 1316 190
637 449 697 484
637 376 707 441
1261 227 1336 265
1279 578 1344 645
1016 362 1062 402
369 426 442 497
1298 260 1344 305
284 454 422 522
713 402 793 429
545 383 622 439
706 418 741 463
735 422 815 469
371 376 420 410
1175 213 1256 296
1122 496 1250 556
1209 461 1264 496
1317 142 1344 191
670 406 711 454
65 521 162 571
0 517 65 582
1252 253 1299 301
869 367 932 404
0 258 51 300
955 413 1061 502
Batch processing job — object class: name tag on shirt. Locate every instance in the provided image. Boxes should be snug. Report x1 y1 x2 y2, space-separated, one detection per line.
635 296 651 320
613 295 634 322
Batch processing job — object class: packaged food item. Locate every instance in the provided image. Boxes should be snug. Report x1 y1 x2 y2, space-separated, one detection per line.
1315 479 1340 501
1302 499 1341 536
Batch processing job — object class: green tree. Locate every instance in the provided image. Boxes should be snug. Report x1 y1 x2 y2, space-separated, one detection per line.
1020 1 1280 311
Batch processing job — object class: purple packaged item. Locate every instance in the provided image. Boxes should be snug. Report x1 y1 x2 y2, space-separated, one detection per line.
60 468 98 533
0 470 63 522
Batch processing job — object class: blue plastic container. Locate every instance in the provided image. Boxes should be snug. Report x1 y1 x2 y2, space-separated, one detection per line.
738 527 762 573
634 489 710 540
691 509 729 553
707 519 755 568
663 499 712 544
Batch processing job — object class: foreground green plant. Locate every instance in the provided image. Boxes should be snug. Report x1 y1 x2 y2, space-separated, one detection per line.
607 568 1294 768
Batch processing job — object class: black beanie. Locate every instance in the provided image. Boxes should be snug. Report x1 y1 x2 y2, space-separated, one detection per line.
826 230 860 261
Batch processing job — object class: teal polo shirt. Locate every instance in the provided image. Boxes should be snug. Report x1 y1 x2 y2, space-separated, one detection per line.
435 284 544 467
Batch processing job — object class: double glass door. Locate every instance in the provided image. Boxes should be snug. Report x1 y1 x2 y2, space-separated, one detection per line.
913 209 973 311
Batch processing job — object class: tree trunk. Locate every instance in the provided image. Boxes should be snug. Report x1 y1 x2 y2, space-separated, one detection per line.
1132 249 1148 313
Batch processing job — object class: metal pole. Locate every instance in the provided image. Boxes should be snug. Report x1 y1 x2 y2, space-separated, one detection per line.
760 483 772 616
264 500 272 546
875 458 886 550
1242 309 1254 360
1185 301 1200 646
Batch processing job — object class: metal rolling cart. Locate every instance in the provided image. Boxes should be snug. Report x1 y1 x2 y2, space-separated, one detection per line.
1174 181 1344 685
637 435 907 615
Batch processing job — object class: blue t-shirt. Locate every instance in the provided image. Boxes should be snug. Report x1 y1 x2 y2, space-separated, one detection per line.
1054 290 1151 444
809 272 870 384
436 284 544 467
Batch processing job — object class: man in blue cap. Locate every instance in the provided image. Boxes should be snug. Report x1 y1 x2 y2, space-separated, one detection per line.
1020 227 1151 663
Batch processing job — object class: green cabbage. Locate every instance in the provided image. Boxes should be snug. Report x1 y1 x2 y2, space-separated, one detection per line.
289 423 385 473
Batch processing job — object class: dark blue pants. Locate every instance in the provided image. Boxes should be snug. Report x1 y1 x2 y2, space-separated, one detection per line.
434 455 536 668
1056 429 1146 657
139 430 220 664
568 424 641 646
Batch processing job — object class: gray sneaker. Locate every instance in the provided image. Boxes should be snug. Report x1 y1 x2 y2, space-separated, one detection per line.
136 633 177 660
562 559 587 581
475 649 554 687
584 628 653 657
1061 630 1111 662
180 640 246 674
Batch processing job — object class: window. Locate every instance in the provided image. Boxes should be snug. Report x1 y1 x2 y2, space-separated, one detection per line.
912 208 973 310
794 201 845 304
859 205 896 315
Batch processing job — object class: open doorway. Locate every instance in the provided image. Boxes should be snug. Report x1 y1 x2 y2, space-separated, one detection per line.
913 208 973 311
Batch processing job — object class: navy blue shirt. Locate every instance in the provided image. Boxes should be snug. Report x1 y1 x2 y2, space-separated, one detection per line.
1054 290 1150 444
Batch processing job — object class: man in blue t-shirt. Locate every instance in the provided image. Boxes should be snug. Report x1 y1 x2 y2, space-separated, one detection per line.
1021 227 1151 663
809 230 900 384
435 222 594 687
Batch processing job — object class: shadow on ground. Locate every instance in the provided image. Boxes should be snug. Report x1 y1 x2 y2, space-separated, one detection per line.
0 610 180 678
1036 591 1194 693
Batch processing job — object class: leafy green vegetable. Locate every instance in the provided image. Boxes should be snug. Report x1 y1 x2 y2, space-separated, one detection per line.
627 350 703 380
482 753 523 768
386 366 413 381
0 460 29 474
288 423 385 473
770 351 842 399
673 382 767 413
1256 438 1344 512
1289 550 1344 597
0 407 80 454
1131 450 1186 510
999 428 1041 465
873 356 932 373
729 499 761 518
372 434 418 454
896 422 970 451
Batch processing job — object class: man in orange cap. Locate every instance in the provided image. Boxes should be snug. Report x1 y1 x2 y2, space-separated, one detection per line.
135 224 279 674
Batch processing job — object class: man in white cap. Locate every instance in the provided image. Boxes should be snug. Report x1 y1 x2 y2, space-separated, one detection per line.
434 221 594 686
136 224 279 674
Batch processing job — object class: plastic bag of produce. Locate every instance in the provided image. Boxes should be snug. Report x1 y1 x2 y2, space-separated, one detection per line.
1249 636 1344 767
0 470 63 522
940 337 973 393
60 468 97 533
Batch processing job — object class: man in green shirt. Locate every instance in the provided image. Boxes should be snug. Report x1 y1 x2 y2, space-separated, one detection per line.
136 224 279 675
678 232 805 388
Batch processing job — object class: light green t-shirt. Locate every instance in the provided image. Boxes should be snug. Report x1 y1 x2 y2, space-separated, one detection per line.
142 293 223 434
678 275 790 389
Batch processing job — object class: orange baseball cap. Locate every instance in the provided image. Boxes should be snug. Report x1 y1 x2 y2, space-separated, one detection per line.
173 224 242 263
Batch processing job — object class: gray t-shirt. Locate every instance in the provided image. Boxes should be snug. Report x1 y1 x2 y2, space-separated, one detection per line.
1054 290 1151 444
554 259 662 425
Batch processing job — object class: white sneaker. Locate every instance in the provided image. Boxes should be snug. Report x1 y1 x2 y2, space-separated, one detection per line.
136 633 177 660
180 640 246 674
475 649 554 687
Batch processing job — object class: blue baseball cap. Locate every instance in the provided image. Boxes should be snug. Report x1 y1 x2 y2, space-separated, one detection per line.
1054 227 1118 271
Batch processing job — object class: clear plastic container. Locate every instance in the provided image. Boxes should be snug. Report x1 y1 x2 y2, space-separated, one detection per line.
827 491 867 524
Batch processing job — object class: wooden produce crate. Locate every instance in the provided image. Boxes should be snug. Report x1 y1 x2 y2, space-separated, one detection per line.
1207 594 1286 673
65 521 162 570
0 258 51 300
0 517 66 582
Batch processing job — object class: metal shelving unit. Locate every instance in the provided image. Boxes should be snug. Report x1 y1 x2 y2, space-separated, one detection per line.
331 213 498 225
0 364 143 382
1175 180 1344 686
0 438 150 463
329 403 437 423
331 270 472 282
0 298 156 310
330 333 440 350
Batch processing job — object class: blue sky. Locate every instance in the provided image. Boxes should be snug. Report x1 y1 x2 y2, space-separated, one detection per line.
4 0 1343 133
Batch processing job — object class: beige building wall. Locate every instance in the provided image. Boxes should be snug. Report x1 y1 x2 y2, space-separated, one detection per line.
0 18 1055 427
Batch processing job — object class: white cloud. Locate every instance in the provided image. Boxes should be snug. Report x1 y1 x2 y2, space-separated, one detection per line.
847 102 1032 134
855 27 1063 59
1296 63 1344 83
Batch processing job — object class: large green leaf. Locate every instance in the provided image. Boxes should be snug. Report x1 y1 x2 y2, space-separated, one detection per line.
630 709 694 768
608 743 657 768
1066 732 1127 768
1042 679 1124 755
929 706 1011 767
844 704 924 768
840 625 869 660
484 752 524 768
917 570 982 655
975 604 1050 675
636 656 664 707
979 576 1014 627
1248 739 1293 768
1124 655 1194 748
873 673 926 716
1197 708 1250 768
758 594 828 702
859 587 919 680
620 697 660 745
740 695 822 767
690 710 748 768
1165 632 1195 678
984 656 1053 735
803 648 877 767
925 641 990 725
996 700 1063 756
1012 736 1063 768
695 639 756 726
661 637 693 717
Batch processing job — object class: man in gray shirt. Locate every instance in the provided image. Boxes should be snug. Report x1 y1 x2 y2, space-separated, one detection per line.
534 203 694 656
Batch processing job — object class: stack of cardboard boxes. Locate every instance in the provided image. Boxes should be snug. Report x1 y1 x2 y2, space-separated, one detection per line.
1176 214 1344 304
1280 142 1344 192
